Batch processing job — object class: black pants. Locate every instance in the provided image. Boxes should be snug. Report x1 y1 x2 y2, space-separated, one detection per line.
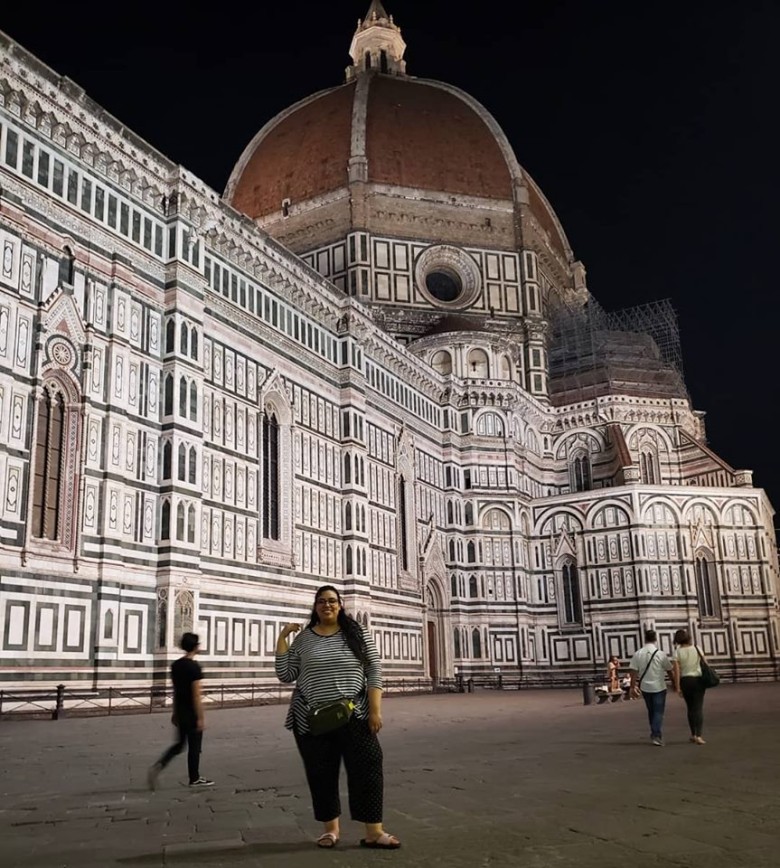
681 676 706 736
294 715 384 824
157 722 202 783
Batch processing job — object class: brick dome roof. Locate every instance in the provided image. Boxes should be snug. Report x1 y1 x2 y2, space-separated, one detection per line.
226 74 514 215
223 5 572 262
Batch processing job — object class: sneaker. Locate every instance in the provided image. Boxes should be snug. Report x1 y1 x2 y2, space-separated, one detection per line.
189 777 215 787
651 737 664 747
147 763 162 791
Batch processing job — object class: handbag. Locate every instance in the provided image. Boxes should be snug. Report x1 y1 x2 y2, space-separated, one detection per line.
638 649 659 690
696 647 720 688
307 698 356 736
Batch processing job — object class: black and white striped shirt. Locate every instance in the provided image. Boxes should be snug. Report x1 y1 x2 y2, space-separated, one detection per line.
275 626 382 733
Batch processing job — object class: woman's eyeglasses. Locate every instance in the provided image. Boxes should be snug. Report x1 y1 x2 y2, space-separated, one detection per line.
316 598 340 607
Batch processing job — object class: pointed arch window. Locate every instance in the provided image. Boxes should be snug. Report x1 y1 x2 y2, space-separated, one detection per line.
345 545 353 575
398 474 409 571
32 388 65 540
58 246 75 286
176 502 185 540
467 541 476 562
640 450 658 484
160 499 171 541
472 628 482 658
561 560 583 625
177 443 187 480
189 382 198 421
469 575 478 598
162 440 172 480
572 454 592 492
453 628 461 658
187 505 196 544
345 502 353 531
451 573 458 597
263 412 280 540
178 378 187 416
188 447 197 485
190 329 199 361
164 374 173 416
165 319 175 354
695 554 720 619
180 323 189 355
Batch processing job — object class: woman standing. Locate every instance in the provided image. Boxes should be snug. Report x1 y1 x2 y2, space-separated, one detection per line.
607 655 620 692
275 585 401 850
672 628 707 745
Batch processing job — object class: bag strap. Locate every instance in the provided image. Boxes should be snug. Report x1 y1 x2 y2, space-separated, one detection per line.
638 649 659 686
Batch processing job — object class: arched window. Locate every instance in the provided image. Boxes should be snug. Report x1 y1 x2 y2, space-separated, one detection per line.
398 475 409 571
695 555 720 619
498 354 512 380
187 505 196 544
380 49 389 73
160 499 171 541
346 545 353 575
451 574 458 597
263 412 280 540
176 502 185 540
447 501 454 524
178 377 187 416
561 560 582 624
344 454 352 484
345 502 353 530
189 382 198 421
467 541 476 562
165 319 175 354
472 628 482 658
453 628 461 658
32 388 65 539
162 440 172 479
465 503 474 525
164 374 173 415
58 246 75 286
364 50 372 69
177 443 187 480
572 454 592 492
467 348 489 378
640 450 657 484
469 575 478 598
476 412 504 437
180 323 189 355
448 539 456 560
431 350 452 375
103 610 114 640
191 330 199 360
188 446 197 485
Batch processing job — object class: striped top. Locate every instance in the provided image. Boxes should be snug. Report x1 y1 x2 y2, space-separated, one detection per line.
275 625 382 734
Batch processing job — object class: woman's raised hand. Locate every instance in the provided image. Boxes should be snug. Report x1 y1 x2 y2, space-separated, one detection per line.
280 623 302 640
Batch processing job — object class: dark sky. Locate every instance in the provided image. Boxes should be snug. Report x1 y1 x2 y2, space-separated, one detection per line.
3 1 779 515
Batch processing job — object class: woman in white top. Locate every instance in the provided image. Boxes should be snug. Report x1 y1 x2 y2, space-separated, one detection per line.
672 628 707 744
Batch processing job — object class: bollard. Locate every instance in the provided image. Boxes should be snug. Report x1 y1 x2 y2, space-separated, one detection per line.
582 681 595 706
53 683 65 720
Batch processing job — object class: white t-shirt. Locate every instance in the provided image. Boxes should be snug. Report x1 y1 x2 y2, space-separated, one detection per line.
629 643 672 693
672 645 702 678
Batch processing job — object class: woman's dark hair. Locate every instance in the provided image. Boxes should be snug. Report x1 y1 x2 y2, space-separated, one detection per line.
308 584 369 667
673 628 691 645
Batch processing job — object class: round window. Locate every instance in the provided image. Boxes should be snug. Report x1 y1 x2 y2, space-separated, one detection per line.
425 269 462 303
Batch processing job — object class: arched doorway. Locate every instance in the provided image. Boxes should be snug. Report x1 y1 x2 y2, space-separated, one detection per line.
424 577 449 683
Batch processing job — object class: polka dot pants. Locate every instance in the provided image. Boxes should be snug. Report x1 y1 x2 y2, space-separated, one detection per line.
294 716 384 823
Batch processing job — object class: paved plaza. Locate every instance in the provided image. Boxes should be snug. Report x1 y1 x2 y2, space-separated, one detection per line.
1 683 779 867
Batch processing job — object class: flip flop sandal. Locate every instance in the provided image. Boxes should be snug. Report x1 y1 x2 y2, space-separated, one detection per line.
316 832 339 848
360 832 401 849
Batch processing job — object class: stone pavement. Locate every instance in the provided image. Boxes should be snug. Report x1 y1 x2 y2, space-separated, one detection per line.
1 683 779 867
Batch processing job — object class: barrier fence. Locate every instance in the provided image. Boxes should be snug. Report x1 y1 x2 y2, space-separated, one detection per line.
0 667 776 721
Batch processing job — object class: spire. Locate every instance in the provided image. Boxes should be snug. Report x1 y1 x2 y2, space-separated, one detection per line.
346 3 407 81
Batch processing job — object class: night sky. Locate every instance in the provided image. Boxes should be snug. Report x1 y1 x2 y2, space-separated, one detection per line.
3 1 778 517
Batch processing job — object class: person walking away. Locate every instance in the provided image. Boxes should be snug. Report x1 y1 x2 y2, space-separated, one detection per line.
629 629 673 746
276 585 400 850
672 628 708 744
148 632 214 789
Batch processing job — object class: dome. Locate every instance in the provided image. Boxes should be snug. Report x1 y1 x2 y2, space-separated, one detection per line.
224 5 571 263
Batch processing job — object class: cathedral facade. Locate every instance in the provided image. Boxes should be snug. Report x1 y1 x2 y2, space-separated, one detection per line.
0 4 777 690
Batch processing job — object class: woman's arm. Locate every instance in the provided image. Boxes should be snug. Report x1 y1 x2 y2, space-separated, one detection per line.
672 659 681 695
362 627 383 733
275 623 302 683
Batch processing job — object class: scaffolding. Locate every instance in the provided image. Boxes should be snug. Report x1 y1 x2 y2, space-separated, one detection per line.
547 295 687 404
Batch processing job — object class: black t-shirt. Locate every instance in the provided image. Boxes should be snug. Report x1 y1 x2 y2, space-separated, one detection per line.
171 656 202 724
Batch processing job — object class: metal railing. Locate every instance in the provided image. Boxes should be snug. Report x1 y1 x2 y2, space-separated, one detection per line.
0 667 776 721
